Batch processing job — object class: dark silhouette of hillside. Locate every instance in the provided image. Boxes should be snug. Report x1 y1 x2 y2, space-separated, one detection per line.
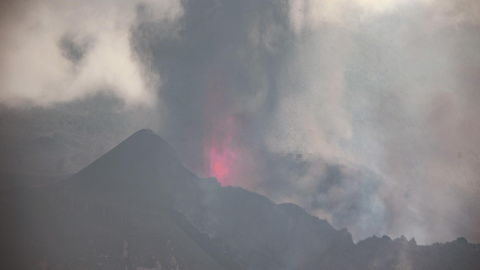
1 129 479 269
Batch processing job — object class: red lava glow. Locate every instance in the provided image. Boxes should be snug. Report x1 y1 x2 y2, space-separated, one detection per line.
205 116 237 186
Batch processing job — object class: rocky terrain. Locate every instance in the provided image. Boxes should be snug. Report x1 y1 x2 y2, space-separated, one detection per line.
1 129 479 269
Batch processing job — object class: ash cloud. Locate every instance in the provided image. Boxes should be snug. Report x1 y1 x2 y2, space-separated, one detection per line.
132 0 480 243
1 0 480 244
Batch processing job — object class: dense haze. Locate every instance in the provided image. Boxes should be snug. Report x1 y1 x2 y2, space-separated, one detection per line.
1 0 480 244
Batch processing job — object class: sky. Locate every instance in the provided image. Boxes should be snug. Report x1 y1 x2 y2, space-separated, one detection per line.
1 0 480 244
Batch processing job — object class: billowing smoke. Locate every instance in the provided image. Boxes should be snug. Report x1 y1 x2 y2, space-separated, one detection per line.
0 0 183 107
0 0 183 179
1 0 480 244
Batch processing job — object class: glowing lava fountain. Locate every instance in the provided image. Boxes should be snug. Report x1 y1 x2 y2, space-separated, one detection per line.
205 116 238 186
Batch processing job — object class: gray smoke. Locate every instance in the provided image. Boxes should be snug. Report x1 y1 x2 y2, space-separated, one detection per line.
1 0 480 244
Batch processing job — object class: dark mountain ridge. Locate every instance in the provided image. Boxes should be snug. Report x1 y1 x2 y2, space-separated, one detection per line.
75 129 184 190
1 129 479 269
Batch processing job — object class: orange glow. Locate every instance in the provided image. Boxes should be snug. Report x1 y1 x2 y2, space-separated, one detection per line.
207 116 236 186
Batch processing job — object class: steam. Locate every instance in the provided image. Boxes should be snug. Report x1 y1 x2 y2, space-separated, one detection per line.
0 0 183 107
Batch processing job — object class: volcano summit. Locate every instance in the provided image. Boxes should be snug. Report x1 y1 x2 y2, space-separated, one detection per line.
1 129 479 269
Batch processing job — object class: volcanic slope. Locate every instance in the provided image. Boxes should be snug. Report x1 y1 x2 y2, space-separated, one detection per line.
2 129 239 269
2 129 479 269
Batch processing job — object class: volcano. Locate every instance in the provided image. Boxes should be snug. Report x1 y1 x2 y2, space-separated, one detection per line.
1 129 479 269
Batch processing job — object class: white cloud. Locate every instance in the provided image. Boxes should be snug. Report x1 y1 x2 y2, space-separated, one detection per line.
0 0 183 107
